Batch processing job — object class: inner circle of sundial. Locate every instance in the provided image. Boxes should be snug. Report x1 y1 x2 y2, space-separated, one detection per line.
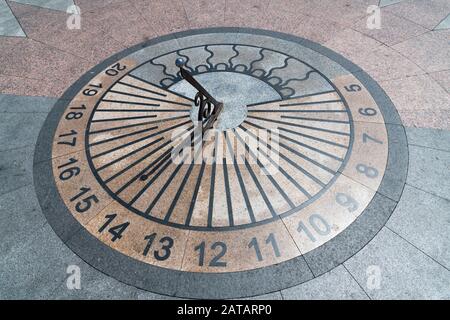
34 28 408 299
171 72 280 131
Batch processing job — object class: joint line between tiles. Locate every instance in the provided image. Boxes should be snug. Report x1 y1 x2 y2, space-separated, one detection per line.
342 263 372 300
384 226 450 272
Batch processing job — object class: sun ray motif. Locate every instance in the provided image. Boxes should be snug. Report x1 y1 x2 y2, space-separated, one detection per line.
133 44 333 99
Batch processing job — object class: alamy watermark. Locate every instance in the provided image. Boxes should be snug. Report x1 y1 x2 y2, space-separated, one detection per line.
66 5 81 30
66 265 81 290
366 5 381 30
366 265 381 290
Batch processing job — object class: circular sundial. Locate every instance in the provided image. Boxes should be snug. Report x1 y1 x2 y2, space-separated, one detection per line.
34 28 407 299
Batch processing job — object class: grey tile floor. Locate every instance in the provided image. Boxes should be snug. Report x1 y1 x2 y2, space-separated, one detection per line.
0 93 449 299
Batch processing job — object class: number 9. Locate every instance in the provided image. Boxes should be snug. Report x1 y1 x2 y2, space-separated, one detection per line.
336 193 359 212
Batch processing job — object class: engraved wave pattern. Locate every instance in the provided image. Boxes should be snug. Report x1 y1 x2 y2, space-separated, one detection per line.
147 45 322 98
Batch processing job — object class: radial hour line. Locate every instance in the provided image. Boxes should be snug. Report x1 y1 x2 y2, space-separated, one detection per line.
248 109 347 113
117 80 167 97
140 122 208 182
234 126 312 199
242 121 336 179
180 127 219 226
144 155 189 216
232 127 295 212
278 141 334 180
277 136 337 176
112 144 173 190
247 115 350 136
104 140 171 183
97 137 165 172
88 115 189 135
126 73 195 102
91 114 157 123
261 163 296 209
140 147 173 179
246 89 338 107
257 161 296 210
91 120 191 160
185 161 206 226
128 155 174 206
91 120 192 159
89 125 159 147
242 157 277 218
278 126 348 148
127 151 174 201
91 130 161 159
153 132 205 222
222 135 234 227
138 117 225 187
137 124 197 181
243 119 345 161
207 132 219 228
231 129 295 209
162 145 203 223
95 109 190 113
114 114 198 196
101 99 159 107
280 115 349 124
107 89 192 107
225 132 256 224
239 123 326 189
279 132 344 161
279 99 342 107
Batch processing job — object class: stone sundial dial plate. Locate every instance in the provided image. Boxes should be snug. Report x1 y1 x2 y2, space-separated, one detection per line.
34 28 408 299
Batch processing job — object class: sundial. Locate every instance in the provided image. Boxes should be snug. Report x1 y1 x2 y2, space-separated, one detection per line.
34 28 407 299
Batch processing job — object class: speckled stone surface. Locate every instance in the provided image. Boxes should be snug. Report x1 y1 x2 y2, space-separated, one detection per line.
384 0 450 29
353 11 428 46
344 228 450 299
8 1 126 64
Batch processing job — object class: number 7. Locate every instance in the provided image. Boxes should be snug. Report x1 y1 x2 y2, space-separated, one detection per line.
362 133 382 144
